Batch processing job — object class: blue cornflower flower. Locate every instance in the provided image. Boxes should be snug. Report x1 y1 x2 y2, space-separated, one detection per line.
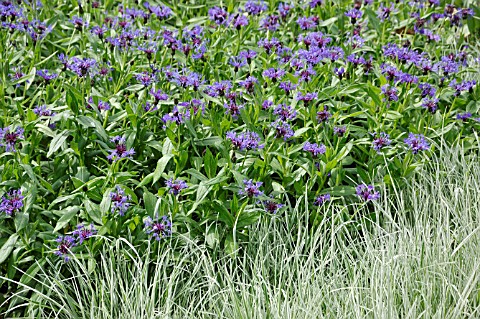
72 223 97 244
54 236 76 261
0 189 24 216
144 215 172 240
356 184 380 201
109 186 131 216
0 126 24 152
165 179 188 195
314 194 331 206
239 179 264 198
372 132 391 153
107 136 135 162
404 133 429 154
303 142 326 158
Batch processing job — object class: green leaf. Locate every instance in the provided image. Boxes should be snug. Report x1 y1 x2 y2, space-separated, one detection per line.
194 137 224 148
54 206 80 233
14 210 29 232
47 130 70 158
143 190 157 215
204 148 217 179
153 154 174 185
324 186 356 196
0 234 19 265
237 211 261 228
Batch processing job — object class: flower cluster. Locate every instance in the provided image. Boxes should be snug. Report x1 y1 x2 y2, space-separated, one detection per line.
356 184 380 202
54 223 97 261
404 133 430 154
239 179 264 198
165 179 188 195
226 131 264 151
0 126 24 152
0 189 24 216
144 215 172 240
110 186 131 216
107 136 135 161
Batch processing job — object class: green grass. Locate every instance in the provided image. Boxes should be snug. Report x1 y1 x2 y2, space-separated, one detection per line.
3 144 480 318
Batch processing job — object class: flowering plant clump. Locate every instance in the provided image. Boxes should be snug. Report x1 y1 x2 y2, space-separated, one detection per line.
356 184 380 202
0 127 24 152
0 189 24 216
0 0 479 310
107 136 135 161
239 179 264 198
110 186 131 216
144 215 172 240
165 179 188 195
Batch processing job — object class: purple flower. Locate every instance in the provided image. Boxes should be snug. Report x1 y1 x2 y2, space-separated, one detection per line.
303 142 326 158
404 133 430 154
0 189 24 216
421 98 439 113
449 79 476 96
149 88 169 103
144 215 172 240
137 69 160 86
345 8 362 24
147 4 173 20
314 194 331 206
34 105 56 117
278 81 298 94
334 67 346 79
239 179 264 198
54 235 76 262
165 179 188 195
258 38 281 54
418 83 436 98
208 6 229 26
224 101 244 119
69 16 88 29
229 56 247 71
239 50 257 63
377 3 395 21
239 76 258 93
297 16 317 30
36 69 58 82
273 103 297 121
162 105 190 125
272 120 294 141
109 186 131 216
278 3 293 18
107 136 135 161
231 15 249 29
297 92 318 105
205 80 232 97
356 184 380 201
295 66 316 82
90 25 107 38
0 126 24 152
262 68 285 82
226 131 264 151
276 47 293 64
334 126 347 137
262 100 274 110
262 198 283 214
381 84 399 103
72 223 97 244
260 15 280 31
456 112 472 122
372 132 391 153
316 105 332 123
381 64 401 81
67 57 97 77
244 0 267 15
